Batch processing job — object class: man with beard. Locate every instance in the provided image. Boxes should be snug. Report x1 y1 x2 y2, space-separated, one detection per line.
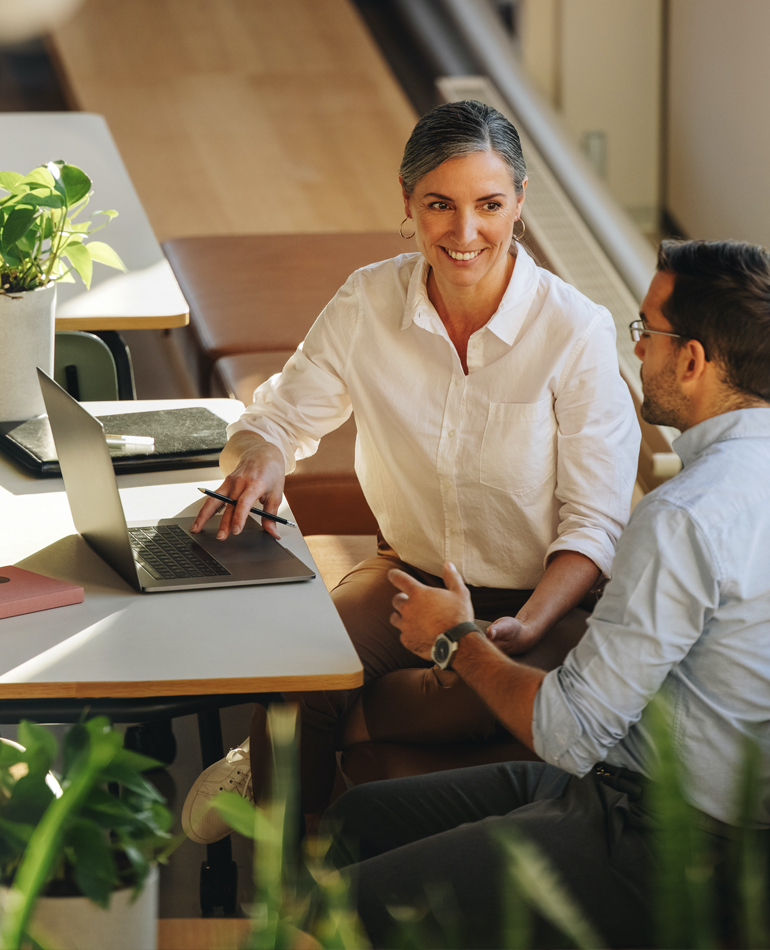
322 239 770 949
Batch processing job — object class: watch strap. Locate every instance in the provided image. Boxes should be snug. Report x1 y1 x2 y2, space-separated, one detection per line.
442 621 481 643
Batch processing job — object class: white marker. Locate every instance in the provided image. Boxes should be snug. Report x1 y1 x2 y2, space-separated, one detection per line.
104 434 155 446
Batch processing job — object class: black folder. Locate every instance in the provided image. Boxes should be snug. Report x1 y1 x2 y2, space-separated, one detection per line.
0 406 228 476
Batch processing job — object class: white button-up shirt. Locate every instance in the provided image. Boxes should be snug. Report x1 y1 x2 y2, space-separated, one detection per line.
229 245 640 588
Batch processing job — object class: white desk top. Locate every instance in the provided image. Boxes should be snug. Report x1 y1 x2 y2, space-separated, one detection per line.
0 399 362 699
0 113 189 331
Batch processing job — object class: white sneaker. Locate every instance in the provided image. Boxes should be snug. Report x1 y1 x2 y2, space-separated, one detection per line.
182 738 253 844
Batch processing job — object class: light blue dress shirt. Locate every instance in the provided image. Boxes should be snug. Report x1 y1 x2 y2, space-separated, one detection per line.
533 408 770 826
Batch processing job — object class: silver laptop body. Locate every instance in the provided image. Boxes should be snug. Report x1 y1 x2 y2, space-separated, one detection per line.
38 369 315 592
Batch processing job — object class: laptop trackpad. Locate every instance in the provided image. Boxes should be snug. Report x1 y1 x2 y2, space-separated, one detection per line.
170 516 297 565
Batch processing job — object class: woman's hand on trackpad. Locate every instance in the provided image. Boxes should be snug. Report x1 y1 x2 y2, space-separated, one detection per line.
191 437 286 540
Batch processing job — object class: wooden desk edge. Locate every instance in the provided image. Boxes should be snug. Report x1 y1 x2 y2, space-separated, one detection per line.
158 917 250 950
55 311 190 331
0 670 363 699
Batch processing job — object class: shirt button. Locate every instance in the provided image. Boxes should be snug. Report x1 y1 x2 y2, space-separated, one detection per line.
454 378 462 387
448 429 456 438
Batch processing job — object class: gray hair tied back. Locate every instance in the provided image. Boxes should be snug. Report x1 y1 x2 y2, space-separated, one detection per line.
399 100 527 196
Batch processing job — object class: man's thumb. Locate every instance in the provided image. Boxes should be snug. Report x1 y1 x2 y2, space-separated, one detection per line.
443 561 466 594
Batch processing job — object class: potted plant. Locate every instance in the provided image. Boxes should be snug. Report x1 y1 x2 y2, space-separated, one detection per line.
0 717 178 950
0 161 125 422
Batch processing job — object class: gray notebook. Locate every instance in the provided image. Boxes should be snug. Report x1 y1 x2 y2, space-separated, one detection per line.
0 406 228 476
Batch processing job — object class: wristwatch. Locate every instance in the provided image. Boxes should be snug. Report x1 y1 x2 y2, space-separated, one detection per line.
431 621 481 670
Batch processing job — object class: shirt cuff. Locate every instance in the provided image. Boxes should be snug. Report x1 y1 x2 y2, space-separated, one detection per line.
225 418 296 474
545 530 614 579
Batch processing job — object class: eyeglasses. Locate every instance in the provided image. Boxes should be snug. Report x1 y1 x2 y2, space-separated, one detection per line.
629 319 710 361
628 320 684 344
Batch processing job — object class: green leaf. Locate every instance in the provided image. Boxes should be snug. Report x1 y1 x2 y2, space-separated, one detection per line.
17 233 36 255
99 759 164 799
63 240 93 289
1 245 22 266
112 745 165 776
1 207 35 253
15 192 64 210
0 742 26 768
94 209 119 220
79 787 138 829
19 720 58 775
44 162 68 201
117 839 150 894
734 736 770 950
18 721 58 769
497 827 604 950
65 820 118 908
0 814 35 853
646 694 715 950
211 791 265 840
22 167 55 190
0 171 23 191
62 723 89 778
144 799 173 834
3 773 55 825
84 240 126 272
59 164 91 206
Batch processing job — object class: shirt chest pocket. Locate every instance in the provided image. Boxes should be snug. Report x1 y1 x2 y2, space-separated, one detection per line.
479 398 557 498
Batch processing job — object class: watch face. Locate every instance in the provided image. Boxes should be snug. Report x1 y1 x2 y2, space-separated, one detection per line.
433 638 450 663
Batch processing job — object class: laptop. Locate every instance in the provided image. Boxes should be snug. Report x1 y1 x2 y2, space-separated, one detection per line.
37 369 316 592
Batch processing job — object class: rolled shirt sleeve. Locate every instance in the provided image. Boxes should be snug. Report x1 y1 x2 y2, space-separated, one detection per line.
227 275 359 474
533 497 720 775
547 313 640 577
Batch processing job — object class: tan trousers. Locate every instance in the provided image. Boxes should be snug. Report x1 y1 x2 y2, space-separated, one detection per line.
251 538 589 812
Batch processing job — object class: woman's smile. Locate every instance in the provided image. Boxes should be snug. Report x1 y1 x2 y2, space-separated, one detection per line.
442 247 484 261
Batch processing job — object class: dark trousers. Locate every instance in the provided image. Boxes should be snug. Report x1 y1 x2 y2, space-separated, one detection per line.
323 761 655 950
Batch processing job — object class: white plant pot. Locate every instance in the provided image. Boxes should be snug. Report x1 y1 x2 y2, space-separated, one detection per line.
0 283 56 422
0 865 158 950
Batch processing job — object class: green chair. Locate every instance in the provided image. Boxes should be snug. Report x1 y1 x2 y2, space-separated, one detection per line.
54 331 135 400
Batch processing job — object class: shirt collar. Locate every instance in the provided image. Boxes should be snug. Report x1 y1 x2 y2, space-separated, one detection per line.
673 407 770 467
402 243 540 344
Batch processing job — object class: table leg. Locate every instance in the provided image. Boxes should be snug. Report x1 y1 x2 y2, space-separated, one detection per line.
197 708 238 917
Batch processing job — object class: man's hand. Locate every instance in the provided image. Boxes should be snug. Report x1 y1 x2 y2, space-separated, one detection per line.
191 433 286 540
485 616 542 655
389 562 474 660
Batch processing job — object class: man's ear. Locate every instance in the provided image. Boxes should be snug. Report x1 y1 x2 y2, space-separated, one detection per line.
677 338 709 384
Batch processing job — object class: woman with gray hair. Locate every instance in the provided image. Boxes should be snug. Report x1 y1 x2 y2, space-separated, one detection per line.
182 100 640 837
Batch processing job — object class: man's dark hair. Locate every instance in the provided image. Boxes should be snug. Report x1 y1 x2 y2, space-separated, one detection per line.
657 239 770 401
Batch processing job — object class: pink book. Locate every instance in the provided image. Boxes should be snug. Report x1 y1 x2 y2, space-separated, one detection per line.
0 566 84 620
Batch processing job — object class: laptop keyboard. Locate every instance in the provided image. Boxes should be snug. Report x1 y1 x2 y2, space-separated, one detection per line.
128 524 231 580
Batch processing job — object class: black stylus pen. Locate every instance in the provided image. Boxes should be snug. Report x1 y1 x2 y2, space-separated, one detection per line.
197 487 296 527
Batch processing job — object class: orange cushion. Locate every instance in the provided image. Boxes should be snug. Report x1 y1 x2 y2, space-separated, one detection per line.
163 233 413 360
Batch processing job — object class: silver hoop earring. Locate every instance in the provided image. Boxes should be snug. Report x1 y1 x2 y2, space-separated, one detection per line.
399 217 415 240
513 218 526 241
